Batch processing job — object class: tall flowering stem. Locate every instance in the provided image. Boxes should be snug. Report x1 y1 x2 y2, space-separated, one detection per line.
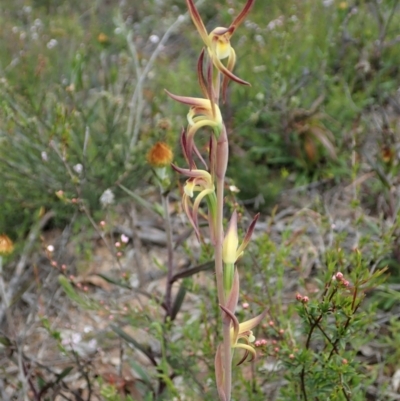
167 1 264 400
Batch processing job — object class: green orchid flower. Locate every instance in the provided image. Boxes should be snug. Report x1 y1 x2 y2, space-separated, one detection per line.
166 90 222 168
186 0 255 99
172 164 217 240
220 303 267 365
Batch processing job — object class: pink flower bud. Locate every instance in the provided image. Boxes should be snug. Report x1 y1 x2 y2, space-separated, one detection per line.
335 272 344 280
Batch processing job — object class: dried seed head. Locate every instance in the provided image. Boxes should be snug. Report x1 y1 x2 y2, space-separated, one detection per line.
157 118 172 131
147 142 173 168
97 33 109 44
0 235 14 256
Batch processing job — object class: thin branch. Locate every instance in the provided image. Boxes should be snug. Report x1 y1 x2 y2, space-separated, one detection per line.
0 211 55 324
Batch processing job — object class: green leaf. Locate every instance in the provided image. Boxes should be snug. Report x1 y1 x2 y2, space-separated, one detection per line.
96 273 131 289
58 275 96 310
55 366 73 383
110 324 156 365
0 335 12 347
129 359 152 388
170 261 213 282
119 184 162 217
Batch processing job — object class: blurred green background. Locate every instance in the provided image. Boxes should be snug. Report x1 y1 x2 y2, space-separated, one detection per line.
1 0 399 237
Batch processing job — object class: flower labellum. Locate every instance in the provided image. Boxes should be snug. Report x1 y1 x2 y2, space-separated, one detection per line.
220 304 268 364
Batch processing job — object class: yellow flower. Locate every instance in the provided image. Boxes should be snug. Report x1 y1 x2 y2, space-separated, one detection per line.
146 142 173 168
0 234 14 256
186 0 255 99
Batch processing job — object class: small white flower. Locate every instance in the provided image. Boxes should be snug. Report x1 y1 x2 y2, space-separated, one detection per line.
73 163 83 174
255 92 265 101
47 39 58 49
100 188 115 207
149 34 160 44
255 34 265 45
47 245 55 252
253 65 266 73
121 234 129 243
41 151 48 162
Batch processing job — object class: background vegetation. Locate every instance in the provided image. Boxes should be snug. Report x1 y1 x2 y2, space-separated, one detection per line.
1 0 400 400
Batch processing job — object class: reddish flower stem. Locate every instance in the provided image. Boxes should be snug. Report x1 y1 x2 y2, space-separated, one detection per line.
215 124 232 400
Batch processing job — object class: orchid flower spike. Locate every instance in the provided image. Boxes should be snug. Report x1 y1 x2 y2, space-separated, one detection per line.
186 0 255 100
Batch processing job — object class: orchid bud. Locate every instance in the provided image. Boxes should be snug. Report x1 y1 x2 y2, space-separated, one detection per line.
223 211 239 294
222 211 239 265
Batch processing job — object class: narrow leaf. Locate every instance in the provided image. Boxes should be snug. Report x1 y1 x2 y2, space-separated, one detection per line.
58 275 95 310
119 184 162 217
110 324 157 366
170 280 187 321
170 261 213 282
